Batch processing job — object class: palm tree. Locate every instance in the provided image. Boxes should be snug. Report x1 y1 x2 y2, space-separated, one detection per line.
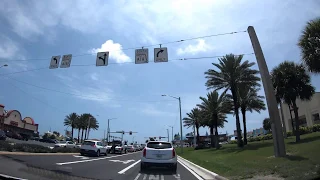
87 117 99 139
271 61 315 142
63 113 79 140
183 108 202 145
263 118 271 132
204 54 260 147
197 91 232 149
238 85 266 145
298 18 320 73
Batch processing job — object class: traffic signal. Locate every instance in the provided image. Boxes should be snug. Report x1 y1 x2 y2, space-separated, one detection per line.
129 131 132 135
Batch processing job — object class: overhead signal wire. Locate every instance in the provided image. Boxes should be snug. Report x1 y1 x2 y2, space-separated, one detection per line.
0 30 247 62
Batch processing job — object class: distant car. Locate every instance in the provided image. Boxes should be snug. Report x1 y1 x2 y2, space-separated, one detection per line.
19 133 30 141
127 145 136 152
0 130 6 140
80 140 107 157
54 141 76 148
110 140 127 154
75 143 82 148
140 141 177 172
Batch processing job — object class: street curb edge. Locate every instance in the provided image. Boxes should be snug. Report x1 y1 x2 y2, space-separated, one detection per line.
178 156 228 180
0 151 79 155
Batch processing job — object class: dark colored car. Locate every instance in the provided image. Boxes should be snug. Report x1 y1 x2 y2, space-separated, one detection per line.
0 130 6 140
19 133 30 141
5 131 23 140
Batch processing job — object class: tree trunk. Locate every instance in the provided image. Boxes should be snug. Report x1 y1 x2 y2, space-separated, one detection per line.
288 105 295 134
77 129 80 143
196 125 200 145
231 88 243 147
279 103 287 138
81 129 84 142
241 108 248 145
71 127 74 140
292 101 300 142
209 127 214 148
87 129 90 139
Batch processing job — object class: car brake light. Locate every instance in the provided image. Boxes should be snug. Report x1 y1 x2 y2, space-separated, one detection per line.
172 149 176 158
92 144 96 147
143 148 146 157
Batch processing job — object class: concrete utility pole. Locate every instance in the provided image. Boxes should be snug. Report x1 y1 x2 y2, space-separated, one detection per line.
169 126 173 143
247 26 286 157
167 129 169 142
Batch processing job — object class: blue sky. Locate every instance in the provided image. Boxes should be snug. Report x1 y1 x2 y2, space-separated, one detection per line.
0 0 320 143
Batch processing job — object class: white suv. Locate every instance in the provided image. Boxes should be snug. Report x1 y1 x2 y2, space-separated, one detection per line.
80 140 107 157
140 141 177 172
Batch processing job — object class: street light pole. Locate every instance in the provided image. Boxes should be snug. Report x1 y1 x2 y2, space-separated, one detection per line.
107 118 117 143
162 95 183 154
169 126 173 143
167 129 169 142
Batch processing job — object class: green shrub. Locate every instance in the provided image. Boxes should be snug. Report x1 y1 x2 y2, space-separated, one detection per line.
0 141 13 151
13 144 51 153
287 131 293 137
0 142 79 153
228 140 237 144
312 124 320 132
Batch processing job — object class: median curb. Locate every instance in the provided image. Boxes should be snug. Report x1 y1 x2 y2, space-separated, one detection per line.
0 151 79 155
178 156 228 180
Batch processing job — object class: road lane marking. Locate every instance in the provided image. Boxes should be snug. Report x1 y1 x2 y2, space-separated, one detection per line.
73 155 89 159
143 174 147 180
173 174 181 180
0 173 27 180
109 159 135 164
178 159 204 180
134 173 141 180
118 160 141 174
56 152 139 165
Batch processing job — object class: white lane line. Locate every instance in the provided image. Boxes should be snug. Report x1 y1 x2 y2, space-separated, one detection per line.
57 152 139 165
0 173 28 180
118 160 141 174
143 174 147 180
133 173 141 180
178 159 204 180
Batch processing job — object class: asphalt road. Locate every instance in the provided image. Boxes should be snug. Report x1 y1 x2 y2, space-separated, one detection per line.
1 152 203 180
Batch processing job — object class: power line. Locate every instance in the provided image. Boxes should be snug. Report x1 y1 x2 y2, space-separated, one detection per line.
0 30 247 62
3 76 177 103
0 53 254 77
6 80 69 114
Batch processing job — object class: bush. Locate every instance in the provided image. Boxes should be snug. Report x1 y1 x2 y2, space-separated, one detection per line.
287 131 293 137
228 140 237 144
312 124 320 132
0 141 79 153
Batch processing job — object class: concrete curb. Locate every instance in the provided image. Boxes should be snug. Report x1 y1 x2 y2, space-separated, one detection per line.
0 151 79 155
178 156 228 180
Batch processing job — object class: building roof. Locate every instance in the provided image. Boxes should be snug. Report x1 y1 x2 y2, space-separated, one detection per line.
0 104 5 108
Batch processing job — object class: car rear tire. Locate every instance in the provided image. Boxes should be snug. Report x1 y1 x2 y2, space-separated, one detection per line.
80 153 85 156
140 163 146 172
96 150 100 157
172 164 177 173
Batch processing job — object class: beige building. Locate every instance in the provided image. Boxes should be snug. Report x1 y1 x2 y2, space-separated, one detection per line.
0 104 38 136
279 92 320 132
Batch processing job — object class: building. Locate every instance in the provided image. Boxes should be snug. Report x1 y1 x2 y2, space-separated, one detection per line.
0 104 38 136
279 92 320 132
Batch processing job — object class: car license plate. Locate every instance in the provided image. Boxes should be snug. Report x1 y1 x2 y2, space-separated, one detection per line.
156 154 162 158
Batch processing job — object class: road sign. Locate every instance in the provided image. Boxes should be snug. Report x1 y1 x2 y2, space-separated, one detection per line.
154 47 168 63
135 49 148 64
60 54 72 68
96 52 109 66
49 55 61 69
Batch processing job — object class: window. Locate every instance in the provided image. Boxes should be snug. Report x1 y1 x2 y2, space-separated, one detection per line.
83 141 95 146
312 113 320 121
147 142 172 149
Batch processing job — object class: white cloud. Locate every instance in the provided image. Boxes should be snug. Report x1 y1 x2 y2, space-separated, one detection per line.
0 36 19 59
90 73 98 81
176 39 213 55
90 40 131 63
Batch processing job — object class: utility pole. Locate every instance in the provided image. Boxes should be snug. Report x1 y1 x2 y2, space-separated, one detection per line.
107 118 117 143
169 126 173 143
167 129 169 142
178 97 183 153
247 26 286 157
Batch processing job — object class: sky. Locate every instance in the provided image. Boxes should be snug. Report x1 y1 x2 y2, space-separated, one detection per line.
0 0 320 143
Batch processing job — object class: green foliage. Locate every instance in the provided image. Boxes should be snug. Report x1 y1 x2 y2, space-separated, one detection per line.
245 124 320 143
263 118 271 132
298 17 320 73
0 141 79 153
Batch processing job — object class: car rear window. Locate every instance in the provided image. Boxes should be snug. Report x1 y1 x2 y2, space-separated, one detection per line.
83 141 95 146
147 142 172 149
